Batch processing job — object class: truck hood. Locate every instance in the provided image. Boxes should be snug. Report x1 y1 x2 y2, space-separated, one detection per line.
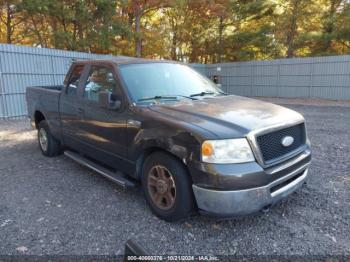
149 95 304 138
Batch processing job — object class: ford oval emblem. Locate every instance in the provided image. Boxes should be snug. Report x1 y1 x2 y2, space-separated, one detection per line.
281 136 294 147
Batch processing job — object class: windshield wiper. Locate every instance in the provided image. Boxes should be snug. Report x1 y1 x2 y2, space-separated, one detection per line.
175 95 198 100
138 95 179 102
218 90 228 95
190 90 228 98
138 95 197 102
190 91 215 97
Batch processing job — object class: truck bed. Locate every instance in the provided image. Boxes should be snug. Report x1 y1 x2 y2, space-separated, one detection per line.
26 85 63 130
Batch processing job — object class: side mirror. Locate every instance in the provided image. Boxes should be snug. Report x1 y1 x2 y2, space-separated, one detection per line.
98 91 121 110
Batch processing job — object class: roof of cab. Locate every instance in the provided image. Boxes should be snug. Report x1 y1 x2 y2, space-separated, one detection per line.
72 56 177 66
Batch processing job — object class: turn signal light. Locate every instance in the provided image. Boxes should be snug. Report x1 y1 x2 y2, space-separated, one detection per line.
202 141 214 156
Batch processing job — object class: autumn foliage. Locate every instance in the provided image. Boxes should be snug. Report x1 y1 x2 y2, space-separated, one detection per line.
1 0 350 62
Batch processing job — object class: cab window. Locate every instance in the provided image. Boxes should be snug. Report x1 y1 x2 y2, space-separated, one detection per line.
83 66 117 102
66 64 84 96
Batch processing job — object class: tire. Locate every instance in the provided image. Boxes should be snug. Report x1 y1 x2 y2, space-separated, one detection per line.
141 152 195 222
37 120 62 157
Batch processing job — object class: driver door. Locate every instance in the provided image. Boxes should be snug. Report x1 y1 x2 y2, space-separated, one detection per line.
76 64 129 169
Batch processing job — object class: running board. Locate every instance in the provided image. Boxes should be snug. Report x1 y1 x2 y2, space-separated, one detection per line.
64 151 136 188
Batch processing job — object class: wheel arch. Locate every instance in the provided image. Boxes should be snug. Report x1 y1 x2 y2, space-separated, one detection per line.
34 110 46 129
134 146 192 181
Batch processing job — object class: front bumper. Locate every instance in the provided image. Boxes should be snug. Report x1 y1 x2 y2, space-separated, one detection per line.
191 149 311 217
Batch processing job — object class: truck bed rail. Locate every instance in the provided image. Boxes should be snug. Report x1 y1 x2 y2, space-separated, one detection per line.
28 85 63 91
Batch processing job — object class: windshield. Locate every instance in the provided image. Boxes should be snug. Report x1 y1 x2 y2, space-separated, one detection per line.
119 63 223 103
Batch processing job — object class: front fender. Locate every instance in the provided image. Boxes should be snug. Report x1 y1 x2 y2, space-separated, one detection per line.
130 127 200 163
127 123 202 181
126 107 209 179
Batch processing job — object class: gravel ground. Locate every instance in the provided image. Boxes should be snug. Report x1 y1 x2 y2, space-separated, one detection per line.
0 101 349 257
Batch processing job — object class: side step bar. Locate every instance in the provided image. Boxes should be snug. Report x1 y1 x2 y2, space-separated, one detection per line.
64 151 136 188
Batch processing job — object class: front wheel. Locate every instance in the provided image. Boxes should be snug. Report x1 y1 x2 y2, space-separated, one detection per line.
37 120 62 157
142 152 195 222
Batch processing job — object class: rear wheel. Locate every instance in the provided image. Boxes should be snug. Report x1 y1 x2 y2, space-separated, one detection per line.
142 152 195 222
37 120 62 157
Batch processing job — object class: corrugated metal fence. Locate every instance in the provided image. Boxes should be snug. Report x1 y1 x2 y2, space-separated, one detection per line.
1 44 350 118
0 44 114 118
192 56 350 100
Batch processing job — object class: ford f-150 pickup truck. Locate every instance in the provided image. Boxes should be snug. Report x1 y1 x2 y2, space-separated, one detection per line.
26 58 311 221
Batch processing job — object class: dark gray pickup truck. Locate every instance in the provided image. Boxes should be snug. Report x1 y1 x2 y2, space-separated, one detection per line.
26 58 311 221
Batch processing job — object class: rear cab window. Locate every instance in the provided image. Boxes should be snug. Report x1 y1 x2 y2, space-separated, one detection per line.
66 64 84 96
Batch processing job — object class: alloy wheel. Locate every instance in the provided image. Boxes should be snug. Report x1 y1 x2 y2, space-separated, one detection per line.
39 128 48 152
147 165 176 210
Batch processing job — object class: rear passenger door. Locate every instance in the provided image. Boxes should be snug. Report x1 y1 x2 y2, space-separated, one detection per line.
76 64 129 169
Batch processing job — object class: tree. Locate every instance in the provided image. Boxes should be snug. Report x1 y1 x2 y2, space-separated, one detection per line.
0 0 349 61
335 1 350 52
125 0 165 57
309 0 346 55
0 0 23 43
273 0 320 58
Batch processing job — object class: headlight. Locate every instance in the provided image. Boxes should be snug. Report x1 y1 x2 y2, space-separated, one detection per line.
201 138 254 164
